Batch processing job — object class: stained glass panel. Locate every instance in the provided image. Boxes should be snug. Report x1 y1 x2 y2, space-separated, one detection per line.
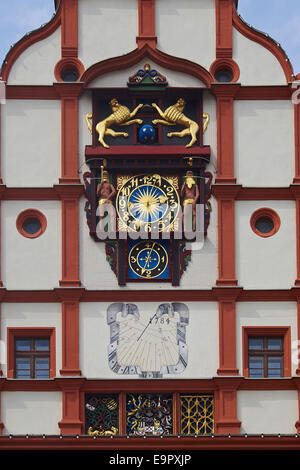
180 394 214 435
126 394 173 436
85 394 119 436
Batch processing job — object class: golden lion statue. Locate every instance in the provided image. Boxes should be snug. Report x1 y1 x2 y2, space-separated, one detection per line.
152 98 209 148
86 98 143 149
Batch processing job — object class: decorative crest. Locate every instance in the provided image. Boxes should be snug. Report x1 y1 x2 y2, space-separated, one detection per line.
127 63 168 88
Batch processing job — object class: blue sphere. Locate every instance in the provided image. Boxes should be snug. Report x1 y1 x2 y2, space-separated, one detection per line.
138 124 156 144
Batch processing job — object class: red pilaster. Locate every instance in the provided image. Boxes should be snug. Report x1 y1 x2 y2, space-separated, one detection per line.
213 288 242 376
215 0 233 58
294 101 300 183
55 289 84 377
211 84 240 184
57 378 85 434
137 0 157 49
61 0 78 58
55 185 84 287
0 187 5 288
214 377 242 434
291 186 300 286
53 83 83 185
212 185 241 286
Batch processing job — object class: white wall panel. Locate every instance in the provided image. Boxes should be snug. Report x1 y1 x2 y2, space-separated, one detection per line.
1 392 61 435
0 302 62 377
2 100 60 187
237 391 298 434
233 28 287 85
2 201 61 289
78 0 137 70
234 100 294 187
236 302 297 376
8 28 61 85
156 0 215 71
236 201 296 289
79 302 218 379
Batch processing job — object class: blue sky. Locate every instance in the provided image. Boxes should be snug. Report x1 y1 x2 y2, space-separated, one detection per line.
0 0 300 75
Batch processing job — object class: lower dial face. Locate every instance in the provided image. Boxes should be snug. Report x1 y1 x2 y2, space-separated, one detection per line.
128 240 169 279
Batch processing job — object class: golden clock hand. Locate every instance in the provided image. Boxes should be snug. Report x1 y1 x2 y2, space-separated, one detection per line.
141 242 156 274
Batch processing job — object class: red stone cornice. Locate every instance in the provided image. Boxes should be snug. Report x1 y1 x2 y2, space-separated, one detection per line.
81 45 213 88
54 184 84 199
211 83 241 98
54 288 85 302
53 82 84 98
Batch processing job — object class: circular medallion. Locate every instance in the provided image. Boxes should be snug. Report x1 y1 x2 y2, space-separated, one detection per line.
128 241 168 279
138 125 156 144
116 174 179 232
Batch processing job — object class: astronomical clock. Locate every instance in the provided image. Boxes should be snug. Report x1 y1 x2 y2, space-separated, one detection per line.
83 64 213 286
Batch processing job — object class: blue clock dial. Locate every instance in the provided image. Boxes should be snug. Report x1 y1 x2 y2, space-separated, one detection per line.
128 240 169 279
116 174 179 233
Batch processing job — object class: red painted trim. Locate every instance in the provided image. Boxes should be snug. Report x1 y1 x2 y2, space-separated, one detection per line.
81 45 213 88
0 288 298 303
242 327 291 378
211 84 240 184
234 186 294 200
55 186 83 287
232 8 294 84
250 207 281 238
6 327 56 379
0 3 62 82
85 145 211 158
291 186 300 286
6 86 59 100
53 83 83 185
16 209 47 239
235 86 292 101
59 300 81 376
215 290 242 376
210 58 240 83
57 378 85 434
213 186 240 286
215 0 233 59
2 187 61 200
0 435 300 450
61 0 78 58
294 103 300 183
137 0 157 49
214 378 242 433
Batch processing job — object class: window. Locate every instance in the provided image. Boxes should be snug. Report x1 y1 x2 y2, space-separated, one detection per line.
243 327 291 378
250 208 281 238
7 328 56 379
16 209 47 239
248 336 283 378
15 338 50 379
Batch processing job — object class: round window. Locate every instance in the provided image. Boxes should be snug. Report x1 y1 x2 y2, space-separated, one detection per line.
250 208 280 238
16 210 47 239
214 68 233 83
61 68 79 82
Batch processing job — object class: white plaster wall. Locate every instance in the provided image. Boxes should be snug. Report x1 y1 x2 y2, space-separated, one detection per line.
1 392 61 435
2 201 61 289
235 201 296 289
233 28 287 85
0 302 62 376
156 0 215 71
87 58 206 88
78 0 137 70
237 390 298 434
8 28 61 85
234 100 294 187
2 99 61 187
236 302 297 376
79 301 218 379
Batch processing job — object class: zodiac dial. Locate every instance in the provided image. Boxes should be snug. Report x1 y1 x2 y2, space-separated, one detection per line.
116 174 180 232
128 241 168 279
107 303 189 378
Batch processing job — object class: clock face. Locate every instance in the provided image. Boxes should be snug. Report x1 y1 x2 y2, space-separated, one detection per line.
128 240 169 279
107 302 189 378
116 174 180 232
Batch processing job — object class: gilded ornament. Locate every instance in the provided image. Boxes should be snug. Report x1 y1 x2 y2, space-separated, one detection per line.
86 98 144 148
152 99 209 147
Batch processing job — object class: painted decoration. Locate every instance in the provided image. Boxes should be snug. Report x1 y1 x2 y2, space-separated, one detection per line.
126 394 173 436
